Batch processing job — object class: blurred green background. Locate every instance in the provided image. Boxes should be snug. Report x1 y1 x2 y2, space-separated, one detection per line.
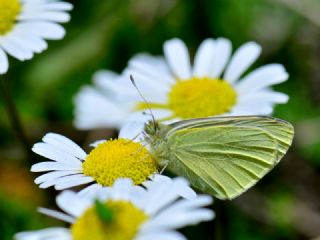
1 0 320 239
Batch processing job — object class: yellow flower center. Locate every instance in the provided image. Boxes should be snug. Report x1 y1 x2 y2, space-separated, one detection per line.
168 77 237 118
71 200 148 240
136 77 237 119
82 139 158 186
0 0 21 35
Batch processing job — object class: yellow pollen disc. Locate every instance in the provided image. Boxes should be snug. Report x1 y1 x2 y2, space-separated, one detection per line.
0 0 21 35
168 77 237 118
71 200 148 240
82 139 157 186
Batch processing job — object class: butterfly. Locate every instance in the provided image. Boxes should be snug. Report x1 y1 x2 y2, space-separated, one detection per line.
143 116 294 200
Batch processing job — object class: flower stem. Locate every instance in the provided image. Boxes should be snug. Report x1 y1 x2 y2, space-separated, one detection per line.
0 76 32 163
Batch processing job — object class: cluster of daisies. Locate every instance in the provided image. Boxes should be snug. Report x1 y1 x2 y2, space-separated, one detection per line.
2 0 289 239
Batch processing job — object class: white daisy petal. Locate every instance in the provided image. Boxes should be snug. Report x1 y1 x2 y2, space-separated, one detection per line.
39 179 60 189
144 174 171 183
15 22 66 40
145 197 214 230
119 121 145 141
38 208 75 223
210 37 232 78
136 230 186 240
42 133 87 160
141 178 192 215
31 162 81 172
122 69 169 103
23 2 73 11
54 176 95 190
111 178 137 200
224 42 262 84
235 64 288 95
128 54 175 85
34 170 81 184
0 48 9 74
143 209 214 230
164 38 192 79
56 191 92 217
160 195 213 214
0 35 33 61
142 175 169 189
144 175 197 200
74 86 128 129
92 70 134 98
193 38 216 77
5 33 40 56
14 228 71 240
77 183 103 198
238 90 289 104
89 140 107 148
12 30 48 53
52 173 91 184
18 11 71 23
231 102 273 115
32 142 83 167
38 175 88 189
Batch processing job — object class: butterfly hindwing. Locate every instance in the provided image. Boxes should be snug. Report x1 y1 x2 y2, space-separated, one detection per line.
164 116 294 200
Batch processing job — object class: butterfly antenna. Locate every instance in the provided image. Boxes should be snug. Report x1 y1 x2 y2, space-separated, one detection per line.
130 75 157 131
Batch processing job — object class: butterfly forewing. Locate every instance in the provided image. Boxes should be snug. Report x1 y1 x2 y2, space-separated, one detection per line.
164 116 294 200
168 116 294 164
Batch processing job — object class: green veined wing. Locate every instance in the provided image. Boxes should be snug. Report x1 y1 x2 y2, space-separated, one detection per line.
155 116 294 200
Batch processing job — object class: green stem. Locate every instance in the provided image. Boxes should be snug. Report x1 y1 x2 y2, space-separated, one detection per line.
0 76 32 163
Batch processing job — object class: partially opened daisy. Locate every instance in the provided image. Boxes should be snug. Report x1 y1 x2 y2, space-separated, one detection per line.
0 0 73 74
31 132 196 199
15 178 214 240
74 37 289 132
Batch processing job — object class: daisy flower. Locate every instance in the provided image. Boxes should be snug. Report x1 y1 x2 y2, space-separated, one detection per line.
0 0 73 74
74 37 289 133
15 178 214 240
31 132 196 199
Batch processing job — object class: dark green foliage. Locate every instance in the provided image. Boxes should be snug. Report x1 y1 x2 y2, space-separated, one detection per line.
0 195 56 240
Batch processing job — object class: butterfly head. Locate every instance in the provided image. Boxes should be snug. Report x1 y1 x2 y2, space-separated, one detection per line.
144 119 159 136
